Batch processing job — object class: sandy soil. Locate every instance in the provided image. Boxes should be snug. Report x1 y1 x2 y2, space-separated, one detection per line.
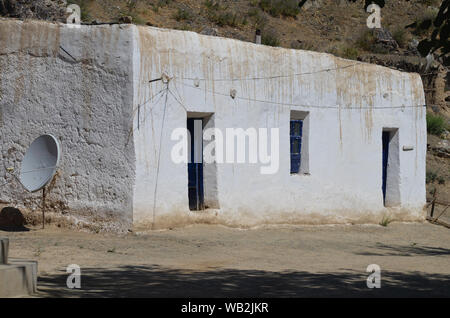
1 221 450 297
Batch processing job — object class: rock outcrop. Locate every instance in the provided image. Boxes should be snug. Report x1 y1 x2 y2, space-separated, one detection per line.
0 0 67 22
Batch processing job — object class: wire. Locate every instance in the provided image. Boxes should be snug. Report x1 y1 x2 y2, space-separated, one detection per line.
179 62 363 82
130 87 166 122
125 88 168 146
176 80 426 110
152 85 169 230
167 88 188 112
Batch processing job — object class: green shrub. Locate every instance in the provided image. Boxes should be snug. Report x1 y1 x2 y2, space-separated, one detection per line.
355 29 390 54
291 40 317 51
204 0 219 10
261 31 280 47
209 11 242 27
392 28 407 48
259 0 299 18
247 8 260 18
174 8 193 22
426 170 446 185
158 0 173 6
340 46 359 60
204 1 244 27
152 0 173 12
355 30 376 51
379 216 393 227
247 8 267 29
426 112 447 136
417 0 440 5
426 170 438 183
413 8 438 36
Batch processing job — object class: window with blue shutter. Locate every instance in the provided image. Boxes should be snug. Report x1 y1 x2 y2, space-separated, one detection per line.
290 120 303 174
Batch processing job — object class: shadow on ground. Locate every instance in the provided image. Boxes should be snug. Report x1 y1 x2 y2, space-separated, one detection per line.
37 265 450 297
356 243 450 257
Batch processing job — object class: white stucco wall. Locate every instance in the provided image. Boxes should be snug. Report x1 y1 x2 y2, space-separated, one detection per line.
0 20 135 232
0 20 427 231
132 26 427 229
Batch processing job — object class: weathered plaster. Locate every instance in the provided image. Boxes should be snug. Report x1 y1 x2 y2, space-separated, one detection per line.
0 20 427 231
0 19 135 232
133 26 427 229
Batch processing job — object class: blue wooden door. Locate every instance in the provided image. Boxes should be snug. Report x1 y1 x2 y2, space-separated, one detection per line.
290 120 303 174
382 131 390 205
187 119 204 210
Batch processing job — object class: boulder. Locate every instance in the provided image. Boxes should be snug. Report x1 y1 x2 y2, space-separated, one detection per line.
372 28 399 53
0 207 26 228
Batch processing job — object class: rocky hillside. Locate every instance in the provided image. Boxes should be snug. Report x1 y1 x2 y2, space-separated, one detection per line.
1 0 448 112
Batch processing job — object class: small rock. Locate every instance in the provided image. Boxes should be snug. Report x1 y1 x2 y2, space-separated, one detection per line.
200 27 219 36
119 15 133 24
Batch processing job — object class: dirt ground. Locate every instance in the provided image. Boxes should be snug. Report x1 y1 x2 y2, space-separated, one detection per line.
1 221 450 297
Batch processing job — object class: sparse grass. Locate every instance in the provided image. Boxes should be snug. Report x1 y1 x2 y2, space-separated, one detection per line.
215 12 242 27
259 0 299 18
417 0 440 7
128 12 146 25
247 7 260 18
379 216 393 227
157 0 173 7
175 24 193 31
152 0 173 13
426 112 448 136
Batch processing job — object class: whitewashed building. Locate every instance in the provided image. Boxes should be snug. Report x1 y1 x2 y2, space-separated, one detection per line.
0 19 427 232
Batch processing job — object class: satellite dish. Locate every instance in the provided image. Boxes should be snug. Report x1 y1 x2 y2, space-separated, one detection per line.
19 134 61 193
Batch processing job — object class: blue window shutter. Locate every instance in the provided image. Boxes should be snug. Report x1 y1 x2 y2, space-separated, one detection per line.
290 120 303 174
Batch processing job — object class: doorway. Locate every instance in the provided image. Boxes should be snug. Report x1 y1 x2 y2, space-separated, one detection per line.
187 118 204 210
382 129 400 207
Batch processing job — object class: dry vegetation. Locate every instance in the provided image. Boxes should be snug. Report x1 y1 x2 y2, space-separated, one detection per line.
65 0 441 52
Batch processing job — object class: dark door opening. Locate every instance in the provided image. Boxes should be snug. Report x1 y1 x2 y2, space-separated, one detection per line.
290 120 303 174
382 131 390 206
187 118 204 211
381 129 400 207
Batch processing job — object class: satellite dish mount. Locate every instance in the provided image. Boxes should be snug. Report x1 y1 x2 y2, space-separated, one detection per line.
19 135 61 229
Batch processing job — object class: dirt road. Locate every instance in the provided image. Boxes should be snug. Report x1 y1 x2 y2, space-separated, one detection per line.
2 222 450 297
